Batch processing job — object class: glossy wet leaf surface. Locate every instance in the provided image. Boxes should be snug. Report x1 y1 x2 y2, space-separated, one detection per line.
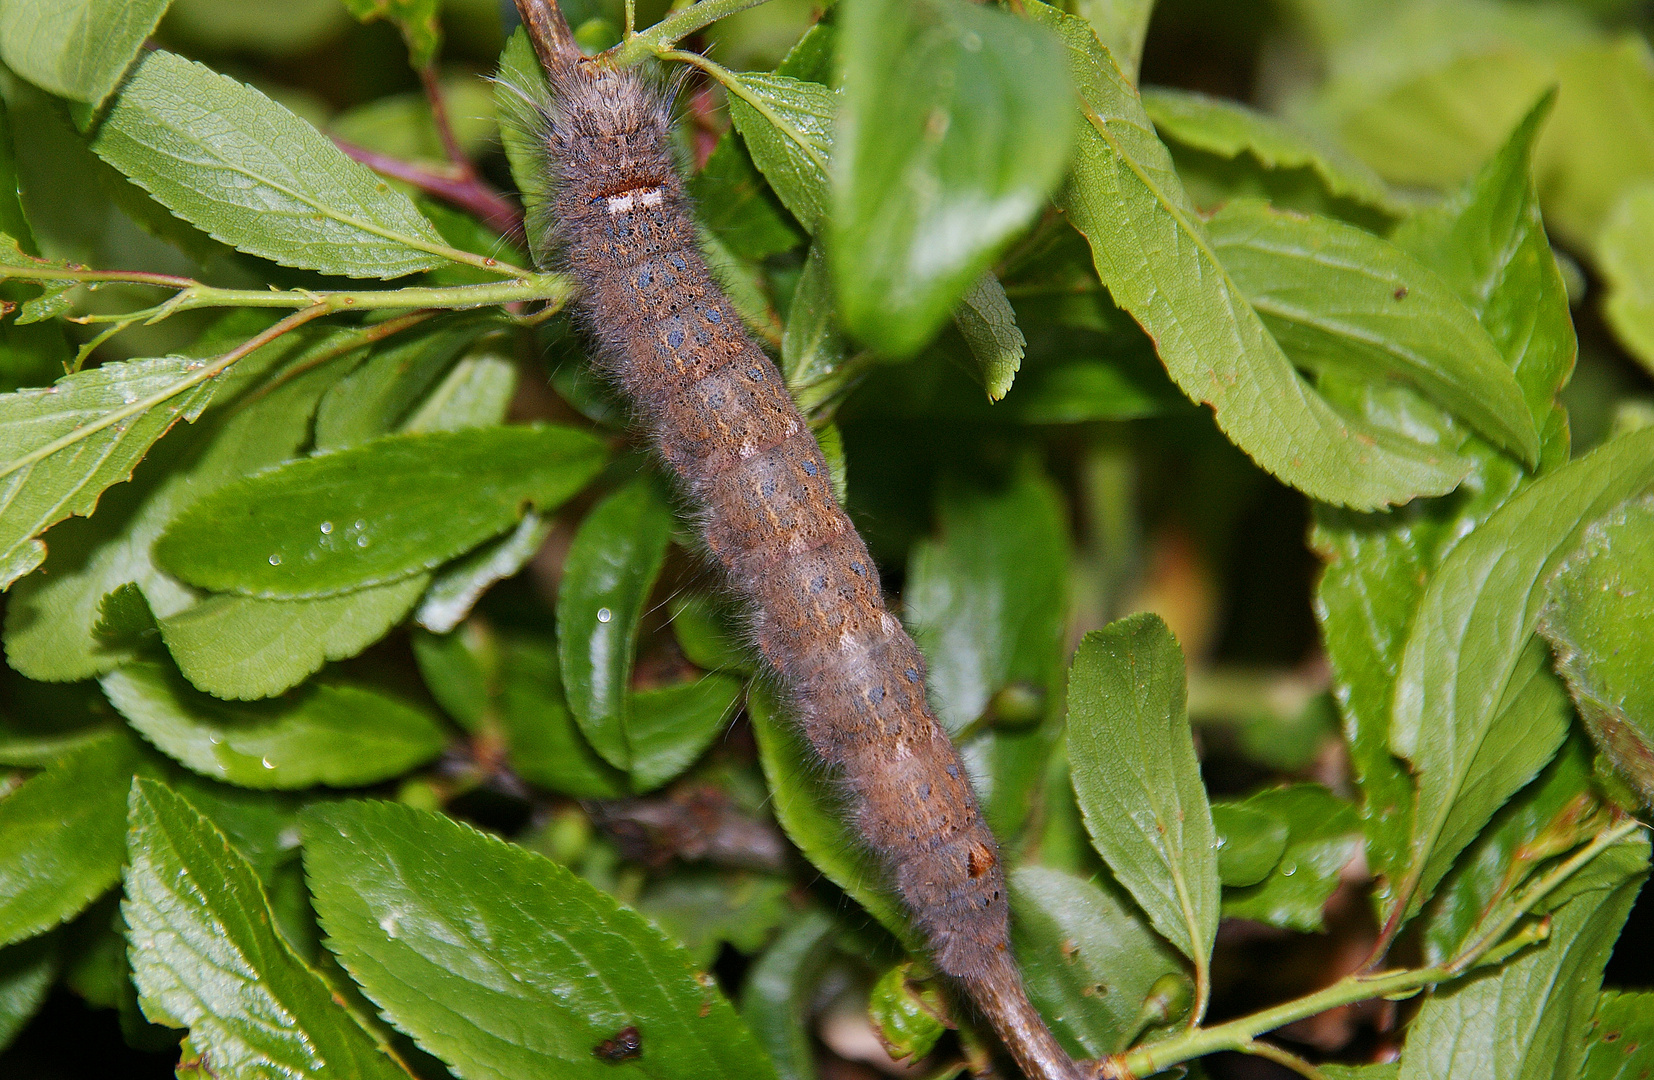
0 732 149 948
155 426 606 599
556 476 675 774
833 0 1072 356
303 799 776 1080
123 779 407 1080
102 659 445 789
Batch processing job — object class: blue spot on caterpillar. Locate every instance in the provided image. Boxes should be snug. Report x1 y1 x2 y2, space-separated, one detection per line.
509 4 1082 1077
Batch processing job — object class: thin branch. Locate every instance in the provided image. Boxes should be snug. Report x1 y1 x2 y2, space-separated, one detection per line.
608 0 780 66
419 65 473 172
0 262 570 327
333 138 523 238
1111 817 1648 1078
0 305 334 483
515 0 579 73
1239 1041 1329 1080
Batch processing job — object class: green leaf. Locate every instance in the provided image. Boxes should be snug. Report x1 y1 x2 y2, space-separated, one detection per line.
669 591 753 676
2 316 361 682
1009 866 1188 1058
739 910 837 1080
1219 785 1363 933
629 676 743 793
1312 95 1574 925
1397 833 1648 1080
302 799 777 1080
1207 198 1539 467
102 659 445 789
1142 88 1394 211
0 355 220 592
1208 802 1287 888
415 513 548 635
410 623 494 733
313 323 483 453
339 0 442 70
158 576 430 701
1392 429 1654 921
1031 1 1468 510
1599 184 1654 377
155 425 606 599
691 131 805 262
1542 37 1654 250
906 468 1069 736
556 476 674 773
0 935 54 1052
92 49 450 279
781 243 847 393
1070 0 1154 80
833 0 1073 356
904 466 1069 839
0 731 148 948
1065 614 1219 971
495 28 554 267
636 869 792 969
402 349 517 435
123 779 407 1080
0 233 74 324
951 273 1026 402
747 687 912 947
1390 95 1573 442
1540 494 1654 807
725 73 836 234
0 0 170 106
1422 736 1597 966
1323 1067 1400 1080
496 632 625 798
1583 992 1654 1080
1311 4 1583 194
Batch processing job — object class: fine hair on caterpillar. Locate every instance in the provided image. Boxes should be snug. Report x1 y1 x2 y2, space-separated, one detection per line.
510 4 1086 1078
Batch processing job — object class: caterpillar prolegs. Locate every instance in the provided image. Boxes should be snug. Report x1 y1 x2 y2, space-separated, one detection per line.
513 5 1085 1078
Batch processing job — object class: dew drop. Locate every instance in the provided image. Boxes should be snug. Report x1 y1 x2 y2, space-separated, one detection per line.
597 607 613 623
260 756 275 769
356 535 370 547
268 553 283 566
319 521 333 535
1280 859 1297 877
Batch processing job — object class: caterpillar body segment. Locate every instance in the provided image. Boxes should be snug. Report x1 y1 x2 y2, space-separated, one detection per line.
512 7 1086 1077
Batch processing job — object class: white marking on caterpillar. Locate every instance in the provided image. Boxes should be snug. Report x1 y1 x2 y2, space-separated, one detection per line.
606 186 663 214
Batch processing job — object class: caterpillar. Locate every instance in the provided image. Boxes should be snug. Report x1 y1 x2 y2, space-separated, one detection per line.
511 4 1085 1078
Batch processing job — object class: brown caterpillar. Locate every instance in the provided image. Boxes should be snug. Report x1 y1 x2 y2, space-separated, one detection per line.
512 4 1084 1078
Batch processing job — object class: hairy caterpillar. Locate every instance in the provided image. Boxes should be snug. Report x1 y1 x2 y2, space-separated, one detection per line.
511 4 1083 1078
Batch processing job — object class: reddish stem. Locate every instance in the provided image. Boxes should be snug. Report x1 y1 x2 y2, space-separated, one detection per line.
419 64 475 174
332 137 524 239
